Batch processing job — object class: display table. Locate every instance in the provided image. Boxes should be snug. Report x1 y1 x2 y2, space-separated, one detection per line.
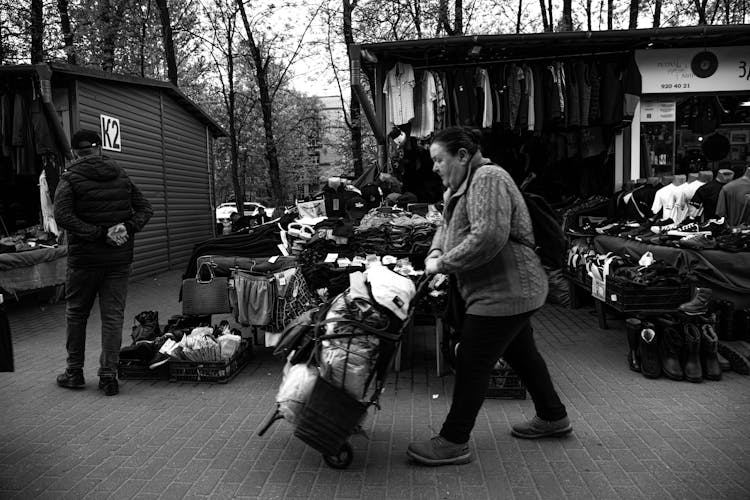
593 235 750 310
0 247 67 297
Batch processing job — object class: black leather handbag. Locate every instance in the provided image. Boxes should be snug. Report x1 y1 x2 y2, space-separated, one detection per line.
182 262 231 315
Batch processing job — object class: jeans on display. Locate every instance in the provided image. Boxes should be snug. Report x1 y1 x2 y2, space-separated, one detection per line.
65 264 131 378
440 311 567 444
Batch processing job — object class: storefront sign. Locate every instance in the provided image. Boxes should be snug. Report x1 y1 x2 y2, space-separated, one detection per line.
100 114 122 151
640 99 676 122
636 46 750 94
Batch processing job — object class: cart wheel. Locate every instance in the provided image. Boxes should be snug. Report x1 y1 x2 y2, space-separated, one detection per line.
323 442 353 469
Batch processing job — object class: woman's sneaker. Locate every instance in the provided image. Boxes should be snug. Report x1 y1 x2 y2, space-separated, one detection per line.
98 377 119 396
511 415 572 439
56 369 85 389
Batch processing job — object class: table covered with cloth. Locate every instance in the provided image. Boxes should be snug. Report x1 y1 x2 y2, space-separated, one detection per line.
0 246 67 296
593 235 750 295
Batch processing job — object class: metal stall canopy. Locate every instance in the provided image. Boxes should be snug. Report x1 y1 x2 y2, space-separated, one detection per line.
353 24 750 170
0 63 226 280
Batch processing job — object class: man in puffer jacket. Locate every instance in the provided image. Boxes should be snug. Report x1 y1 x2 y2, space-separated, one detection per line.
54 129 153 396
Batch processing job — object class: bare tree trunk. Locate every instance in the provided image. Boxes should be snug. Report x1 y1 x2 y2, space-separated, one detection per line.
724 0 730 23
99 0 123 72
236 0 284 205
455 0 463 35
30 0 43 63
654 0 662 27
586 0 592 30
562 0 573 30
629 0 638 28
344 0 363 177
409 0 422 38
225 18 243 216
155 0 178 85
140 0 152 77
517 0 523 33
539 0 549 31
547 0 554 31
57 0 76 64
607 0 614 29
693 0 708 24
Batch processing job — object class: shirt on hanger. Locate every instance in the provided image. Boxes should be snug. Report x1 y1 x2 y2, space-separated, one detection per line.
411 71 437 139
524 65 535 132
477 68 493 128
384 62 416 126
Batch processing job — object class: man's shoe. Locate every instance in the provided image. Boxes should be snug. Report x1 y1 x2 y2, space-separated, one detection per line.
57 369 85 389
98 377 119 396
678 287 712 316
717 341 750 375
406 436 472 466
511 415 572 439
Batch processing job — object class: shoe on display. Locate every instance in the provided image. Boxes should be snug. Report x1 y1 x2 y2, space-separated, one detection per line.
639 324 661 378
699 217 729 236
98 377 119 396
700 323 722 381
56 369 85 389
406 436 472 465
716 341 750 375
511 415 572 439
148 352 171 369
682 323 703 383
678 287 712 316
656 317 683 380
677 233 717 250
625 317 642 372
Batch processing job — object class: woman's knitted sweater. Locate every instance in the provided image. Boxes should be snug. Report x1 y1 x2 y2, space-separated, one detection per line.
430 157 548 316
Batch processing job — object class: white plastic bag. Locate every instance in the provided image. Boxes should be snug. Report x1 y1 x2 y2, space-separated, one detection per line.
276 362 319 424
217 333 242 359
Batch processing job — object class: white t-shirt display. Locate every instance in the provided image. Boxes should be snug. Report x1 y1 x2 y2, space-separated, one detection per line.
410 71 437 138
384 62 416 126
651 183 690 224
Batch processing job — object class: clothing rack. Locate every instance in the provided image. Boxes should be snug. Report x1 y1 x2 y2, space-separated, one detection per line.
412 50 631 71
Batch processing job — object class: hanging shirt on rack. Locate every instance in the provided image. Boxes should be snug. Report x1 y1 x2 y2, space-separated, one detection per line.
531 65 544 132
384 62 416 126
524 65 535 132
476 68 493 128
506 65 523 130
410 71 437 139
588 62 602 125
449 68 479 127
576 60 591 128
432 70 447 131
565 61 580 128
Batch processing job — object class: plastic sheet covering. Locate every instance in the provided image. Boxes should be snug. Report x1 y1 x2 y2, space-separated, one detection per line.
277 361 319 424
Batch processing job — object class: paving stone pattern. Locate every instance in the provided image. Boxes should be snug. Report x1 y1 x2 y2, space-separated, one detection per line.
1 270 749 499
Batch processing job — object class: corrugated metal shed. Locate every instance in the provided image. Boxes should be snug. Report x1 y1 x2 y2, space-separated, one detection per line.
0 63 225 280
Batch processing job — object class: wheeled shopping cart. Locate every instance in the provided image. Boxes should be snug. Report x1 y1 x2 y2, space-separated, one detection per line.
258 275 431 469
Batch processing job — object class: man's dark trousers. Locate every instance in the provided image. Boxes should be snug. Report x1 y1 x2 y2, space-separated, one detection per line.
65 264 131 378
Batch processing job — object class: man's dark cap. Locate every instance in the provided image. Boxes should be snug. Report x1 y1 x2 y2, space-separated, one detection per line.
70 129 101 149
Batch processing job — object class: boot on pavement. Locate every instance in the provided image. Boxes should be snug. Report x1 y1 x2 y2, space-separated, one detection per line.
639 323 661 379
678 287 712 316
657 317 684 380
683 323 703 383
625 317 642 372
700 323 722 381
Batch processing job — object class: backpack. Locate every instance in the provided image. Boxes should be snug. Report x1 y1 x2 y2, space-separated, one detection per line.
513 192 566 270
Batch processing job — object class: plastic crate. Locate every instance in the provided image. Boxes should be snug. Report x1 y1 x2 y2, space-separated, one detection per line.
117 360 170 380
293 377 369 456
486 368 526 399
169 341 251 383
605 280 691 312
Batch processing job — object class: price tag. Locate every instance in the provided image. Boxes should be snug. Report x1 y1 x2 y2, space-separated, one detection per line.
277 244 289 256
324 253 338 263
268 255 279 263
591 276 606 302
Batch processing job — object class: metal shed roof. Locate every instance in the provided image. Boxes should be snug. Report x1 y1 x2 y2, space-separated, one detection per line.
0 63 226 137
359 24 750 68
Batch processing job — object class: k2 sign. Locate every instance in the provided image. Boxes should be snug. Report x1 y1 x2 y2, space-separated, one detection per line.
100 114 122 152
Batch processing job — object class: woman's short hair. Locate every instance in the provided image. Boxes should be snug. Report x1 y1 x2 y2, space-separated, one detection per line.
432 126 482 156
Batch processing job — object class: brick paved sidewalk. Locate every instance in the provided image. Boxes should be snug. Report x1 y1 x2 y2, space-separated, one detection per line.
1 270 749 499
